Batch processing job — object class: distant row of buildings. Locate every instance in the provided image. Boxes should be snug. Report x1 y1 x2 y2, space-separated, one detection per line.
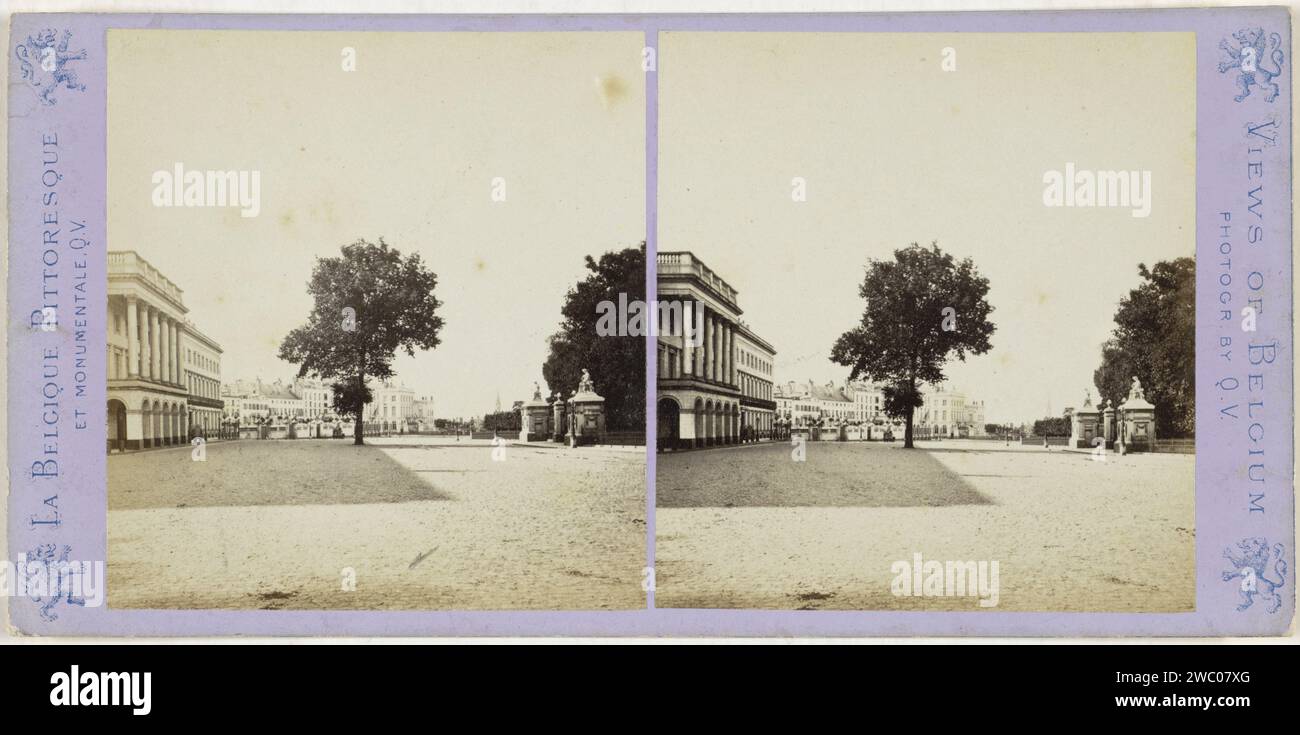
220 377 435 426
654 251 988 449
107 250 434 451
774 379 987 437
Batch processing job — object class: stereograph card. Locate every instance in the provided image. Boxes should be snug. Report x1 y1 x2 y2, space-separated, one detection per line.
4 9 1293 637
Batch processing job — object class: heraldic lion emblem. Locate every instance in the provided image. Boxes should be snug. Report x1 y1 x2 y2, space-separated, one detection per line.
14 29 87 106
1218 28 1285 103
1221 538 1287 613
24 543 89 622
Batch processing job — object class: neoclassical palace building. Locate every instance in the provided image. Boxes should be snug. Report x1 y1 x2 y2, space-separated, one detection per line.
107 251 223 451
656 251 776 449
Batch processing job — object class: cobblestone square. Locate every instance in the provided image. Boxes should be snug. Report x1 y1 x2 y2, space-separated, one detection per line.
656 440 1194 611
108 438 647 610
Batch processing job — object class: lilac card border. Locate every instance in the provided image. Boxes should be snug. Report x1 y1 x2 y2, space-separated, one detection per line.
7 8 1293 636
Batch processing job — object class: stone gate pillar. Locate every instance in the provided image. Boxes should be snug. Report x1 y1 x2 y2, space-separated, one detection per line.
1117 377 1156 452
551 395 567 443
1102 400 1116 447
1070 392 1101 448
520 382 552 442
567 369 606 447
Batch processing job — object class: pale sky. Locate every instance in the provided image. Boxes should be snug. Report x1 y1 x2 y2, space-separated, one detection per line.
108 30 644 419
659 32 1195 425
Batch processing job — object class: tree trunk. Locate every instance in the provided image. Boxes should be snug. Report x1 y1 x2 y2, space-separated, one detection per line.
904 406 915 449
353 372 366 446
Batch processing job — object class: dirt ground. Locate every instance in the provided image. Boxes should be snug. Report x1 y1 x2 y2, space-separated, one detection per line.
655 440 1194 612
108 438 647 610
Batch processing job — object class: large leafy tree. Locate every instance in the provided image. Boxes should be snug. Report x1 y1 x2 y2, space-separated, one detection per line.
1092 258 1194 437
542 243 645 432
279 238 444 445
831 242 995 448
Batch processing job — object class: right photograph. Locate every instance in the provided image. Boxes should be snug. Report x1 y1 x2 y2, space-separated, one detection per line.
654 32 1197 612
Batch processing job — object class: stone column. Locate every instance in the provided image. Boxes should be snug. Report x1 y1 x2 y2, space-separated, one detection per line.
146 306 158 380
702 308 710 377
161 317 172 384
162 316 170 385
695 307 705 378
722 325 729 385
175 325 185 388
168 318 176 384
141 307 150 381
726 325 734 386
681 300 691 374
681 330 691 377
681 301 693 376
707 310 715 381
174 325 181 385
162 319 172 384
696 310 705 375
705 315 712 381
712 315 721 382
702 310 709 377
719 320 727 384
170 323 180 387
154 312 164 382
137 304 148 380
720 321 727 384
126 298 140 377
151 310 162 382
722 323 733 387
143 305 155 380
716 321 724 384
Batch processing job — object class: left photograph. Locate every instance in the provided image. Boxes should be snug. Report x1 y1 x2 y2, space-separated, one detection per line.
104 30 647 610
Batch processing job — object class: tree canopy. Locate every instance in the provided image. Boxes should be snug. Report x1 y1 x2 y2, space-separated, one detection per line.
542 243 645 432
1092 258 1194 437
278 238 444 444
1032 416 1071 437
831 242 995 447
482 410 522 432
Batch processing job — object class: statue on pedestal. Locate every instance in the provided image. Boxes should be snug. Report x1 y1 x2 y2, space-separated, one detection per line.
1129 376 1145 401
578 368 594 394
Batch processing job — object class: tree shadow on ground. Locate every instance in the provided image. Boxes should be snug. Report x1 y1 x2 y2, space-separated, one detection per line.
108 440 453 510
656 442 992 508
